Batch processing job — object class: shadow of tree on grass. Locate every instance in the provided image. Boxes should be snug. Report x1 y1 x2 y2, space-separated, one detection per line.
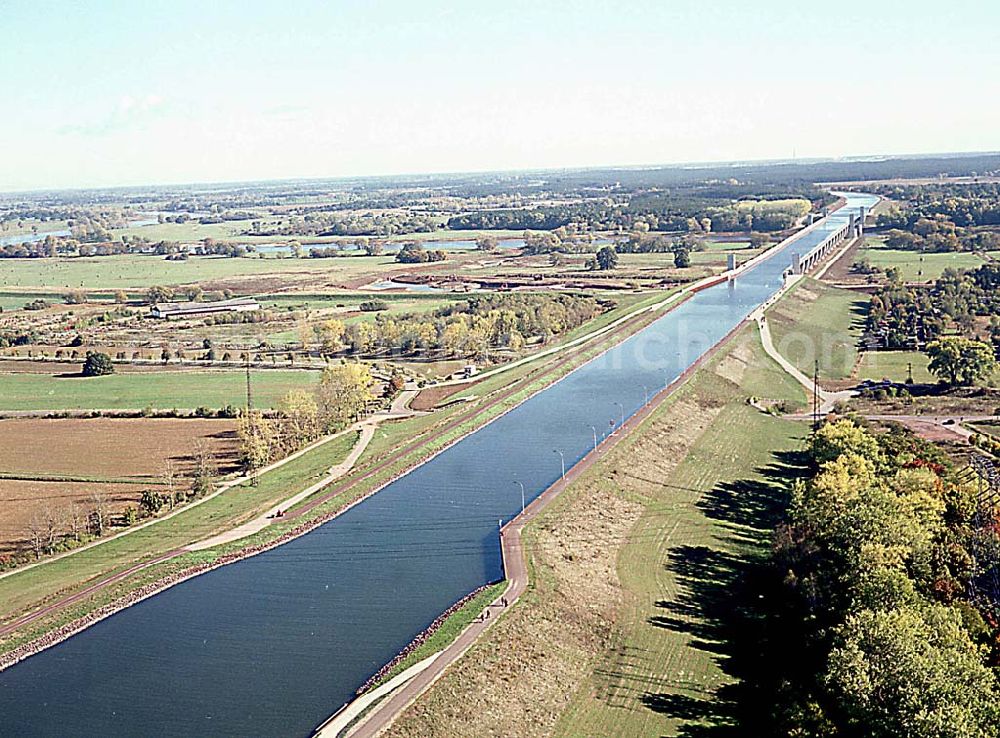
639 448 811 737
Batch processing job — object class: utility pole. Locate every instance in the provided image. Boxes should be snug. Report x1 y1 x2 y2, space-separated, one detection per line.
907 362 914 385
246 354 258 487
589 425 598 453
812 359 820 433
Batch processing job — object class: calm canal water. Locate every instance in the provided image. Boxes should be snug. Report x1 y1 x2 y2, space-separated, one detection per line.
0 193 877 737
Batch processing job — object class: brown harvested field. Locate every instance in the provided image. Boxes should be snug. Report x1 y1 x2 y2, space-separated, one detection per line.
0 417 239 480
0 480 141 556
0 417 239 555
410 382 477 411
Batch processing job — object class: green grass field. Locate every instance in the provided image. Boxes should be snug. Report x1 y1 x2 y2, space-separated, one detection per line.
0 368 318 411
0 253 409 290
553 327 807 737
856 238 988 282
856 350 934 383
766 277 867 380
857 349 1000 387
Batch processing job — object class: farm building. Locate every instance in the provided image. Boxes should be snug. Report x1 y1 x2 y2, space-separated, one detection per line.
150 297 261 320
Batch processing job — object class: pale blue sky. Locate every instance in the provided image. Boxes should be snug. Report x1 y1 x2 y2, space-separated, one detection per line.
2 0 998 191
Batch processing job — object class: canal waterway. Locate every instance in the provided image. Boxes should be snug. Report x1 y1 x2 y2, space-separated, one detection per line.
0 193 877 737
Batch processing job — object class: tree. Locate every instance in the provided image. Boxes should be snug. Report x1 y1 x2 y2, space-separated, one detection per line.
595 245 618 270
63 289 87 304
279 389 320 448
317 319 345 353
88 489 110 537
237 409 276 472
476 235 498 251
926 337 997 386
190 441 217 497
139 489 166 516
810 419 884 467
673 248 691 268
161 460 178 508
826 605 999 738
146 285 173 304
114 290 128 304
25 506 58 559
81 351 115 377
315 363 374 432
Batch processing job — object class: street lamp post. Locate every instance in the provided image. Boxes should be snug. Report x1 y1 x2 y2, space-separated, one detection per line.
642 385 649 405
514 480 525 514
589 425 598 452
614 402 624 432
553 449 565 479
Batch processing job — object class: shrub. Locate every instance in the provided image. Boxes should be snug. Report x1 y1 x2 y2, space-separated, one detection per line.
81 351 114 377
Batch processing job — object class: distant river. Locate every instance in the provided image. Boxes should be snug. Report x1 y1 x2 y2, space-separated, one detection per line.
0 193 878 737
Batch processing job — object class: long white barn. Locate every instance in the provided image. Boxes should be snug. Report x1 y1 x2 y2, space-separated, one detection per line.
150 297 261 320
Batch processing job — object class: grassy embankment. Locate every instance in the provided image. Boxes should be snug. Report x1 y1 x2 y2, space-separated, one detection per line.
384 323 809 738
765 277 867 381
0 291 672 659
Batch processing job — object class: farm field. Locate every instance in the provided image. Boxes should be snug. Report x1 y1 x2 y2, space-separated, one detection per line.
384 325 808 738
765 277 867 380
0 368 318 411
0 430 357 622
0 417 239 556
0 417 239 479
0 254 419 290
854 237 989 281
972 421 1000 439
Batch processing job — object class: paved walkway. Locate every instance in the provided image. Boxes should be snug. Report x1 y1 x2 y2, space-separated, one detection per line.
187 424 378 551
190 390 426 550
752 306 855 415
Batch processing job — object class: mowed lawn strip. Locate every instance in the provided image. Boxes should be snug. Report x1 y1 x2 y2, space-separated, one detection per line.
0 432 356 627
765 277 867 380
383 325 807 738
0 368 318 411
